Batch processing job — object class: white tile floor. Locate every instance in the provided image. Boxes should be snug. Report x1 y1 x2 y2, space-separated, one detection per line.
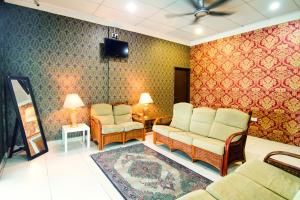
0 133 299 200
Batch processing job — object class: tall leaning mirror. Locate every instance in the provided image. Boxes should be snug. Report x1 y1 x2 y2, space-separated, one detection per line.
6 76 48 160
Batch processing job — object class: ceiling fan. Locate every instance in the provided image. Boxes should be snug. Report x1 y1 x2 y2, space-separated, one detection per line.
167 0 234 24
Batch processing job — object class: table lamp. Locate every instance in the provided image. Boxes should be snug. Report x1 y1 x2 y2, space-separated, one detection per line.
63 93 84 127
139 92 153 118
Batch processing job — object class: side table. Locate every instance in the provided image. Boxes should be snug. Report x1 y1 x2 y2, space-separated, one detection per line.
133 115 156 133
62 123 90 152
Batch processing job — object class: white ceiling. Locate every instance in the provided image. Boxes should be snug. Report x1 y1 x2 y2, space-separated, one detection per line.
5 0 300 46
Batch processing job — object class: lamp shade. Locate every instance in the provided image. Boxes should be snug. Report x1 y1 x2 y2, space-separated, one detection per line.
139 92 153 104
63 93 84 109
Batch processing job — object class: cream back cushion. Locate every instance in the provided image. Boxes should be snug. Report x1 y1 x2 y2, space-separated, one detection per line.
190 107 216 136
208 108 250 141
113 104 132 124
170 103 193 131
91 104 114 125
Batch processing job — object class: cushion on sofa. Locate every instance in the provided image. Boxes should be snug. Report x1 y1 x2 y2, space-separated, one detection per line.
294 190 300 200
177 190 216 200
236 160 300 200
102 124 124 134
91 103 113 116
207 173 285 200
91 104 114 125
119 121 144 132
170 103 193 131
192 136 225 155
190 107 216 136
94 115 114 125
152 125 181 137
209 122 244 142
169 132 193 145
113 104 132 124
208 108 250 141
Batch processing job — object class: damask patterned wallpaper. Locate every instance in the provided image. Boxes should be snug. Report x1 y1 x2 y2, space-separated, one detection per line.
0 4 7 167
191 20 300 146
0 3 190 140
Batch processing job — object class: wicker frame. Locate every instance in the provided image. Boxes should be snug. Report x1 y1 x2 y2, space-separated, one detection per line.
153 112 252 176
90 103 145 150
264 151 300 177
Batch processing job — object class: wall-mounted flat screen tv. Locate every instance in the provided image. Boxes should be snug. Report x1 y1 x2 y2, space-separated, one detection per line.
104 38 128 58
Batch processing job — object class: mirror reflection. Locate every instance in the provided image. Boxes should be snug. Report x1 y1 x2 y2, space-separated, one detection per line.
11 79 46 156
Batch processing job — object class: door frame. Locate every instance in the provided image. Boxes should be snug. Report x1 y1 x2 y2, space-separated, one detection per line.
174 67 190 103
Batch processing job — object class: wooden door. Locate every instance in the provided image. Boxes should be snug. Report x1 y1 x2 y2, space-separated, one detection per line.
174 67 190 103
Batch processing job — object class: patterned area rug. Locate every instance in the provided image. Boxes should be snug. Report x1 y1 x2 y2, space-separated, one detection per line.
91 144 212 200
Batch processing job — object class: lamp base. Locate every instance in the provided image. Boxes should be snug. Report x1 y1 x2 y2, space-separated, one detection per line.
143 104 149 118
70 109 78 127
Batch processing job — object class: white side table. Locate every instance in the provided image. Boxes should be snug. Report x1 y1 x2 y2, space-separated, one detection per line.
62 123 90 152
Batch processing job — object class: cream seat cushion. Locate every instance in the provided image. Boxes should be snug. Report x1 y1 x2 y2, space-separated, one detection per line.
177 189 216 200
170 103 193 131
207 173 285 200
113 104 132 124
294 190 300 200
91 104 114 125
209 108 250 142
152 125 181 137
94 115 114 125
120 122 144 132
236 160 300 200
169 132 193 145
102 124 124 134
190 107 216 136
192 136 225 155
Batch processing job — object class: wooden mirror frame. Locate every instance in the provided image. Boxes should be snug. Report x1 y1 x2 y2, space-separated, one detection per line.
6 75 48 160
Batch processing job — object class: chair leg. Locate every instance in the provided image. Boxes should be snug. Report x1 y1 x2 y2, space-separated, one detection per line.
221 160 228 176
142 129 145 141
100 136 104 150
153 132 157 144
122 132 125 145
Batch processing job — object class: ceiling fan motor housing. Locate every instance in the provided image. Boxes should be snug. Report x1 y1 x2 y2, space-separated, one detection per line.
194 8 209 17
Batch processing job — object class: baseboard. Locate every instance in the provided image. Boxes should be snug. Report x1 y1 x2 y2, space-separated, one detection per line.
0 152 8 178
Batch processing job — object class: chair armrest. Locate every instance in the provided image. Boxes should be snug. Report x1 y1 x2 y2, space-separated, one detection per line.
154 116 172 125
90 116 103 139
132 113 144 123
224 131 247 151
264 151 300 177
225 131 246 145
264 151 300 161
91 116 102 127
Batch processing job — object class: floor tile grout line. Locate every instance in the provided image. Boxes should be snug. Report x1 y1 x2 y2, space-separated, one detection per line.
45 155 54 200
80 149 116 200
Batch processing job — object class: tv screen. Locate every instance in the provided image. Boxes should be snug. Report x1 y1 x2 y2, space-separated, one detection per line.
104 38 128 58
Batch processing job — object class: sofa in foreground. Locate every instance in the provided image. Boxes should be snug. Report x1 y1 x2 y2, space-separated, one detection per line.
90 103 145 150
177 151 300 200
153 103 252 176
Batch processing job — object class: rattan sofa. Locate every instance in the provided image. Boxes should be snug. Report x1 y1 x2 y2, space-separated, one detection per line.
91 103 145 150
178 151 300 200
153 103 252 176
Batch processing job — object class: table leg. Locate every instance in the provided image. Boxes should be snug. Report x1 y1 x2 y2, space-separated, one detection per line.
62 129 64 144
87 129 90 148
83 130 85 143
64 131 68 153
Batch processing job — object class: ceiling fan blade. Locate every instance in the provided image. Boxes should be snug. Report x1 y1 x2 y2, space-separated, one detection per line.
166 12 195 18
188 0 201 9
208 11 233 16
207 0 229 10
191 16 203 25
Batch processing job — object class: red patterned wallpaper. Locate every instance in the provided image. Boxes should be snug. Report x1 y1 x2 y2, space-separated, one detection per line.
190 20 300 146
